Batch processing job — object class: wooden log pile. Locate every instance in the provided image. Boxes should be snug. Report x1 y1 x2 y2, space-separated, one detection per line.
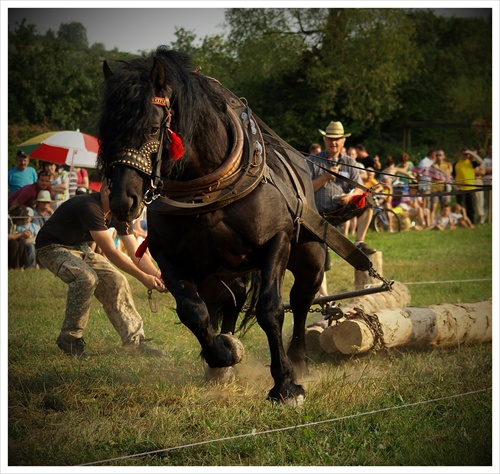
305 281 410 354
305 282 492 355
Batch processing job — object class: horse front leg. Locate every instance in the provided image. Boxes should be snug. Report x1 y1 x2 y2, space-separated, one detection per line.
256 234 305 405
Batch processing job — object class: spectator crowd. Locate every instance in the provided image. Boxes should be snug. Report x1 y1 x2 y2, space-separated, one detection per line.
7 132 492 273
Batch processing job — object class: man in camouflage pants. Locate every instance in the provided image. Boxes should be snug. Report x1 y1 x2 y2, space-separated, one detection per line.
36 183 166 358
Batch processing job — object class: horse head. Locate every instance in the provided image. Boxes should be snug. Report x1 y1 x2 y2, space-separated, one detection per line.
97 48 232 222
97 52 177 221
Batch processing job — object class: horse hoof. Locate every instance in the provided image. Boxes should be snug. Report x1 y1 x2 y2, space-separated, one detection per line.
285 394 305 407
204 365 236 384
269 394 305 407
218 333 245 365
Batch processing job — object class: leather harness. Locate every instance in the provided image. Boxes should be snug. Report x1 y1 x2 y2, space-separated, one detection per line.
148 96 267 215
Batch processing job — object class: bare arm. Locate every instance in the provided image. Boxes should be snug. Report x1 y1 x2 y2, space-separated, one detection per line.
89 230 164 291
51 174 69 194
81 173 89 188
119 233 163 280
311 173 333 192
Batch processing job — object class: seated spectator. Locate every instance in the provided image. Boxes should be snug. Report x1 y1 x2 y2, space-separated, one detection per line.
9 205 39 268
394 185 430 230
8 150 38 194
8 171 52 210
41 161 69 210
8 214 29 269
432 204 455 231
32 190 54 229
450 203 475 229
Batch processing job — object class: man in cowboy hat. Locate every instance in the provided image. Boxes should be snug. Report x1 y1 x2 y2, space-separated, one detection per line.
308 120 376 256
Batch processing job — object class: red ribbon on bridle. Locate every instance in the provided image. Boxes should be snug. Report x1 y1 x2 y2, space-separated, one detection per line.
151 96 184 161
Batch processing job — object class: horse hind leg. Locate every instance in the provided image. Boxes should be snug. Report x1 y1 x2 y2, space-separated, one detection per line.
256 234 306 405
287 242 326 378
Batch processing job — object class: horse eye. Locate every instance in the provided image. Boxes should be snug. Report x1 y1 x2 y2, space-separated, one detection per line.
149 127 160 137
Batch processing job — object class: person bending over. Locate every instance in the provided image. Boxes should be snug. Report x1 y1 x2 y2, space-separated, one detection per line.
35 182 167 358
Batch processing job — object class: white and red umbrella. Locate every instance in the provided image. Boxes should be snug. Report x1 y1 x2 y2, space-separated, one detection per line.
18 130 99 168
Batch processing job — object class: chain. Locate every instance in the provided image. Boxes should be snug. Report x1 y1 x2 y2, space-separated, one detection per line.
148 289 159 313
348 307 386 351
285 306 321 314
368 266 393 289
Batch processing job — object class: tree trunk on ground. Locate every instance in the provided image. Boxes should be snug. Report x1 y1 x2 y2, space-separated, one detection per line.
327 300 492 355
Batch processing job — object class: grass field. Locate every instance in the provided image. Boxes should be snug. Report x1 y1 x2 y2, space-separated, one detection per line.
5 224 494 468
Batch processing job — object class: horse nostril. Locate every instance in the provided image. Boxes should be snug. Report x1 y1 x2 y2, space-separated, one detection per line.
130 196 139 216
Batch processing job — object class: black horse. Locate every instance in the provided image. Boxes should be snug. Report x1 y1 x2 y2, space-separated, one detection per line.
97 47 328 404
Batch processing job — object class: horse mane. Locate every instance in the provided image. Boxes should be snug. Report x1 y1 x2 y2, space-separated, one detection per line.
97 47 232 181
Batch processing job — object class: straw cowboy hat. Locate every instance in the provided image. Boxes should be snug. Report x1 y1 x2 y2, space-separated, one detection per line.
318 121 351 139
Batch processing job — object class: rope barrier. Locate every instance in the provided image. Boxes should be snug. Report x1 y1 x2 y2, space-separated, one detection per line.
401 278 492 285
303 152 492 198
80 387 491 466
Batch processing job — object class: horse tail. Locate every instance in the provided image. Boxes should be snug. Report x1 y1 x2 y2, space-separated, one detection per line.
237 271 261 336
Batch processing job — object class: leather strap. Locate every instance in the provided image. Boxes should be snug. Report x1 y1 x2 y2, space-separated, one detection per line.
268 151 373 272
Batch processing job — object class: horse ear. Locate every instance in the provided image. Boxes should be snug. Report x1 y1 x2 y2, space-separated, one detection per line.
103 60 113 79
151 57 167 89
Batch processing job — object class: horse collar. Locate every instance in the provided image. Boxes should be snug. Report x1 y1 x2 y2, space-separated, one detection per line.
149 97 267 215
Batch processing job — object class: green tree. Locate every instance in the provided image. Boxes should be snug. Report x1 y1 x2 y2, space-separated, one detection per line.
392 10 492 157
221 8 420 150
7 9 492 168
57 22 88 48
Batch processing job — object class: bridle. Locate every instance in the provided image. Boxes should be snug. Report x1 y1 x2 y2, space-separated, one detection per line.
108 95 173 204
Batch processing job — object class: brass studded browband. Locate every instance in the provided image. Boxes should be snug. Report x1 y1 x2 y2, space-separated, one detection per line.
110 140 160 175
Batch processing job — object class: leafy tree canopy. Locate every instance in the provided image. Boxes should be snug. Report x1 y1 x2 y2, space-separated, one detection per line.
8 8 492 169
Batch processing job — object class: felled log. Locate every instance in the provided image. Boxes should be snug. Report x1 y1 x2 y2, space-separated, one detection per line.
344 281 411 314
305 325 327 354
326 300 492 355
306 281 411 355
